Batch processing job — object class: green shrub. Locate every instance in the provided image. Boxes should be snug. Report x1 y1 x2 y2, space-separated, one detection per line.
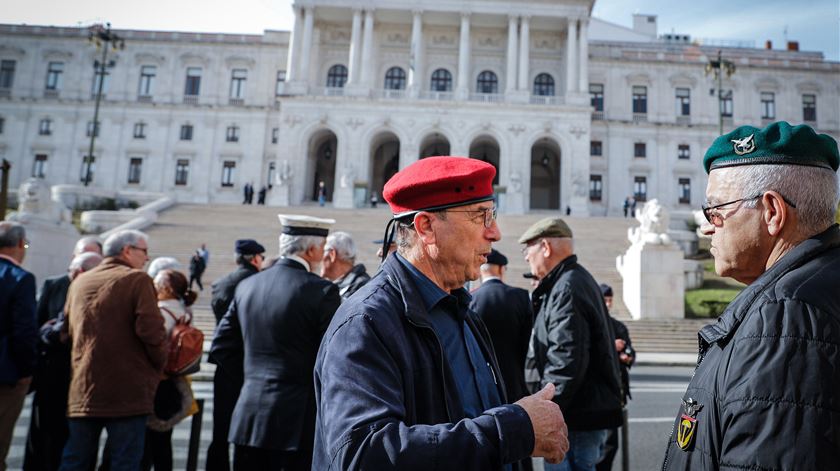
685 288 741 318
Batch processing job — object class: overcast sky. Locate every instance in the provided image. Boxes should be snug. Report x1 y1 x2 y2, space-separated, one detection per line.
3 0 838 60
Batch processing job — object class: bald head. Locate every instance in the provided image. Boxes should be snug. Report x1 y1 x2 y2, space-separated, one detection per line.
74 236 102 256
68 252 103 280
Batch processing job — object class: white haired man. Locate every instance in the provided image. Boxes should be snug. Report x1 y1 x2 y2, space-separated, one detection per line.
662 122 840 469
320 231 370 300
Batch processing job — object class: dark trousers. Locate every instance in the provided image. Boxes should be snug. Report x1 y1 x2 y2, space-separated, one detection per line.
205 367 242 471
595 428 619 471
189 274 203 291
233 445 309 471
59 416 147 471
23 392 69 471
140 429 173 471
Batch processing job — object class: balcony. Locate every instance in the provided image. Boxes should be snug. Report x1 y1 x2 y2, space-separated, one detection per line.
43 89 60 99
592 110 604 120
419 90 454 101
183 95 199 105
228 97 245 106
632 113 648 123
469 93 504 104
373 89 407 100
530 95 564 106
137 94 152 103
676 115 691 126
324 87 345 97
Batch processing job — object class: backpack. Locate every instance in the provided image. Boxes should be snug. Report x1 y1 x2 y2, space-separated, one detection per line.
161 306 204 376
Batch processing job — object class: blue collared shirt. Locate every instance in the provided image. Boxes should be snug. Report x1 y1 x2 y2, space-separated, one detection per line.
395 253 502 419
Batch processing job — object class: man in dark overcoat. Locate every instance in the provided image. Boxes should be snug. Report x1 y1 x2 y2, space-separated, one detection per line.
211 215 340 471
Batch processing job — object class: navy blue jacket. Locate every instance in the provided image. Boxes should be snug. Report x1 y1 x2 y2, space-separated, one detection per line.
0 257 38 384
313 255 535 470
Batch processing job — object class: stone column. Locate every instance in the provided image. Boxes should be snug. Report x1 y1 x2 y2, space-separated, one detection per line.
566 18 578 94
346 8 363 86
298 6 315 83
456 12 471 100
505 15 518 93
578 19 589 94
517 15 530 91
408 10 424 95
285 5 303 82
359 9 375 87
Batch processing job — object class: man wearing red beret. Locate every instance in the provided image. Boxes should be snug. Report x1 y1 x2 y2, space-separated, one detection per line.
313 157 569 470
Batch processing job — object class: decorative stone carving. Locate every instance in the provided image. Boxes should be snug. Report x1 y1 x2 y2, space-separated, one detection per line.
134 52 166 65
508 124 526 136
628 199 672 245
347 117 364 130
275 160 293 186
386 33 409 45
10 178 72 225
431 34 456 46
509 171 522 193
339 162 356 188
570 125 586 139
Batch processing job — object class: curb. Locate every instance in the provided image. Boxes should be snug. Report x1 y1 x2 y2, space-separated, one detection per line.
634 352 697 367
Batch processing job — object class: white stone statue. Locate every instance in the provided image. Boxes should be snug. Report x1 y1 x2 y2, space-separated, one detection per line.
340 162 355 189
628 198 672 245
509 171 522 193
9 178 72 224
275 160 293 186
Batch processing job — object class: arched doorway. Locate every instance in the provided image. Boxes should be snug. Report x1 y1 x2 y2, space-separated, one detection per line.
419 133 450 159
530 139 561 210
468 136 500 185
370 132 400 200
308 131 337 203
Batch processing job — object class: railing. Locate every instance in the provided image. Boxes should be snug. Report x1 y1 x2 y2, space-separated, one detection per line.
43 89 60 99
592 111 605 120
228 97 245 106
183 95 199 105
137 94 152 103
419 90 454 101
372 88 407 100
676 115 691 125
530 95 564 105
632 113 648 123
469 93 504 103
324 87 345 97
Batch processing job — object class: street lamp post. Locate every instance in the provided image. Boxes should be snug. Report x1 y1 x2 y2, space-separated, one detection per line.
705 50 736 135
85 23 124 187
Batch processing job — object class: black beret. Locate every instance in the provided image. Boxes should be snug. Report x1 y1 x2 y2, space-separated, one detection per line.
599 283 613 297
485 248 508 266
235 239 265 255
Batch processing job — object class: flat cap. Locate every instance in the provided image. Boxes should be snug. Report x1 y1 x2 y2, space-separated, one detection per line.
277 214 335 237
518 217 573 244
383 156 496 217
235 239 265 255
485 248 508 266
703 121 839 174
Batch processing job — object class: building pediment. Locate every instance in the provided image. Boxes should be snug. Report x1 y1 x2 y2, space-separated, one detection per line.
754 76 780 91
668 73 697 88
796 81 822 94
42 49 73 61
625 73 652 86
134 52 166 65
179 52 211 67
0 44 25 58
225 55 256 68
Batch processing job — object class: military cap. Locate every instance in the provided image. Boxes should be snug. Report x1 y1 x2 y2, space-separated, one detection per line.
383 156 496 217
599 283 613 297
235 239 265 255
485 248 508 266
703 121 839 174
517 217 573 244
277 214 335 237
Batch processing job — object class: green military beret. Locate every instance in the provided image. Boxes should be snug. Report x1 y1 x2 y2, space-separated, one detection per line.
703 121 839 174
518 217 573 244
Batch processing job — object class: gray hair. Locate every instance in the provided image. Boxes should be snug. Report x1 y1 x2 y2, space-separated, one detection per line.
0 221 26 249
147 256 181 279
69 252 103 272
395 211 447 255
103 230 148 257
74 236 102 256
325 231 356 263
278 234 324 257
722 164 839 236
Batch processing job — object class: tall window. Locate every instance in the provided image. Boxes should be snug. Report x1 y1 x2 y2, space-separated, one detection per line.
476 70 498 94
133 122 146 139
45 62 64 90
633 176 647 202
634 142 646 158
32 154 47 178
590 140 603 156
678 144 690 160
534 73 555 97
760 92 775 119
430 69 452 92
221 161 236 187
0 60 15 89
0 117 5 134
632 86 647 114
678 178 691 204
80 155 95 183
719 90 733 117
38 118 52 136
175 159 189 185
675 88 690 116
589 83 604 110
275 70 286 96
384 67 406 90
229 69 247 98
180 124 193 141
589 175 603 201
128 157 142 184
803 94 816 122
184 67 201 96
138 65 156 97
91 69 109 96
86 121 100 138
226 125 240 142
271 128 279 144
326 64 348 88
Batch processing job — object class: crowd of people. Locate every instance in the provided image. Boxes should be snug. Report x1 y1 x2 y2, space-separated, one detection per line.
1 120 838 471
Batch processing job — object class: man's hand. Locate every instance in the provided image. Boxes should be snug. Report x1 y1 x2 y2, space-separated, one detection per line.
515 383 569 464
614 338 626 352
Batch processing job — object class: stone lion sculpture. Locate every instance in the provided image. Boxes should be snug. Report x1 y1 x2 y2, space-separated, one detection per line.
628 198 672 245
10 178 72 224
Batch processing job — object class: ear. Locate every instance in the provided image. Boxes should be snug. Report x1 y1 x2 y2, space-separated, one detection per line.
413 212 437 245
762 191 788 236
540 239 552 258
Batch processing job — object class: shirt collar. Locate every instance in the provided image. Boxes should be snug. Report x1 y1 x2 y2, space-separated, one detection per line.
394 253 471 315
0 254 20 266
481 276 501 283
283 254 311 273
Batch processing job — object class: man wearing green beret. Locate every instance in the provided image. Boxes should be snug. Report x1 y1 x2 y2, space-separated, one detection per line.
662 121 840 469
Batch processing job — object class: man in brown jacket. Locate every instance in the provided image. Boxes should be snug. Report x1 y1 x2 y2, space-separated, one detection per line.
59 229 167 471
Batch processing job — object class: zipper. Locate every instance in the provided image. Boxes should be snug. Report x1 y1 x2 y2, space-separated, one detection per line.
662 335 709 471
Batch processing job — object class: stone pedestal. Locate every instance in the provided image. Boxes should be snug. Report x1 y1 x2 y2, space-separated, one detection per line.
616 242 685 319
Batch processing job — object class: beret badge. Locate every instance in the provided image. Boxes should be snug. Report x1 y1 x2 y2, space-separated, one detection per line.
731 134 755 156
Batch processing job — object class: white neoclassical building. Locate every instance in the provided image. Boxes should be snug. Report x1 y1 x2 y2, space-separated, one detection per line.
1 0 838 215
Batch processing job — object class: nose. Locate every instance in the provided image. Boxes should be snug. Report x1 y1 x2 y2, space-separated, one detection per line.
485 220 502 242
699 220 715 236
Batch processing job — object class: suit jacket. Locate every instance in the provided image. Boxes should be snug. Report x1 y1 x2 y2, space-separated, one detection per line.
211 257 340 451
37 273 70 326
470 278 534 402
209 264 259 324
0 257 37 384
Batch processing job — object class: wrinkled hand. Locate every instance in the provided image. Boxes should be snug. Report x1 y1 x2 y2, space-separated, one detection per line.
515 383 569 464
614 339 626 352
619 352 633 364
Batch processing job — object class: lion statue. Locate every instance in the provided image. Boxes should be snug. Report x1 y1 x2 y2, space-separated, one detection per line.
9 178 72 224
628 199 672 245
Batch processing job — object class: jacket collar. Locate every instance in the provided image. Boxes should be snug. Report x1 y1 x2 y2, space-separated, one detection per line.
700 224 840 346
103 256 134 269
380 254 440 328
279 255 309 272
0 254 20 266
532 254 578 301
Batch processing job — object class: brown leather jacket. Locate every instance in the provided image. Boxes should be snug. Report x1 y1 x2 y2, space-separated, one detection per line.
63 257 167 417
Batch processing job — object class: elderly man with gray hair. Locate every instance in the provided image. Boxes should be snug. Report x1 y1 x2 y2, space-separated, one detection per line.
60 229 167 471
320 231 371 300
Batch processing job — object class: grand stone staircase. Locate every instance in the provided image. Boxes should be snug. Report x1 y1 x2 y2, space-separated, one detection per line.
143 203 706 354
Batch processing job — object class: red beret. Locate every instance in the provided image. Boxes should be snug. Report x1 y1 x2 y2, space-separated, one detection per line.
383 156 496 217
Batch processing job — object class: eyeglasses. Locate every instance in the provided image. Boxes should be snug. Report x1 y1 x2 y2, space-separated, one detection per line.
23 239 30 249
701 193 797 226
443 206 498 228
129 245 149 255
